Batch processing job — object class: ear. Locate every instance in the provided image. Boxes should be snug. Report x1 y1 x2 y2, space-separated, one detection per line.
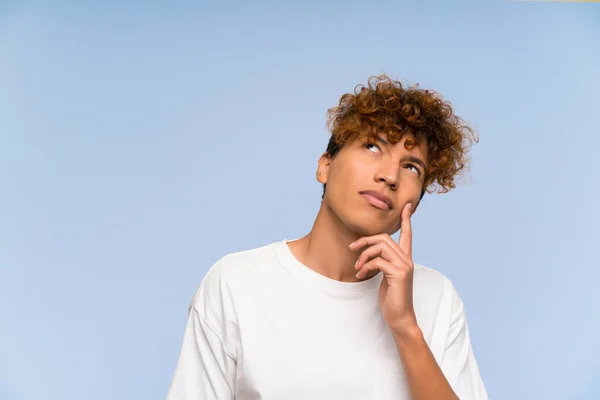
316 152 331 185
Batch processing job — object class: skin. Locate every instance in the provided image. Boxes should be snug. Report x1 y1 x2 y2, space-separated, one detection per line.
287 133 459 399
287 133 425 283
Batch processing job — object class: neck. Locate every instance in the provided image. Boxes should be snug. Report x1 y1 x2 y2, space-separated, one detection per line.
287 201 379 283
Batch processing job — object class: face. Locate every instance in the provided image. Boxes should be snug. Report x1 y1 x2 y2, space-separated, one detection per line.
317 134 427 237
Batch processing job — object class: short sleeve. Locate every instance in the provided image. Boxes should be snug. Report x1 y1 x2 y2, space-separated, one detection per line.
166 258 240 400
440 282 489 400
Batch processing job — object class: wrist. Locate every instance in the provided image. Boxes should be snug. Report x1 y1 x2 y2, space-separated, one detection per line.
391 323 423 342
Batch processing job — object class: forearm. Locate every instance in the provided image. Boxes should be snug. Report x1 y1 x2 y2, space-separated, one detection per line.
393 326 459 400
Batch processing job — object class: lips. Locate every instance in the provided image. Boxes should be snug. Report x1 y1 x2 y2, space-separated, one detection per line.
359 190 393 211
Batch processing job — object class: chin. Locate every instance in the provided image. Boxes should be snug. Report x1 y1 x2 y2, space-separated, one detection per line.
325 198 398 237
342 212 397 238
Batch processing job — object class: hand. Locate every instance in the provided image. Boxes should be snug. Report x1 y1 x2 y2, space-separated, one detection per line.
349 203 419 336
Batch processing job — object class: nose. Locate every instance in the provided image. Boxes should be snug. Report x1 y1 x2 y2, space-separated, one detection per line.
374 160 399 190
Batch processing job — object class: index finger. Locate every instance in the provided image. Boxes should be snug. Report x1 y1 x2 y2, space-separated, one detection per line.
398 202 413 258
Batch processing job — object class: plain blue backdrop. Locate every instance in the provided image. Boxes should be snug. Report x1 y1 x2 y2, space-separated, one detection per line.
1 1 599 399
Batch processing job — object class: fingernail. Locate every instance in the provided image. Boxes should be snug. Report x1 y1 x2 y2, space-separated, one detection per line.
354 261 358 270
349 241 355 248
408 203 412 210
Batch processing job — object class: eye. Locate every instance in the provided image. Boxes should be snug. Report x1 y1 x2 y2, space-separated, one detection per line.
365 143 381 153
405 164 421 176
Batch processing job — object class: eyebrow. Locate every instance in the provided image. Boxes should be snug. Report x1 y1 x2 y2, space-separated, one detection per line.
376 135 390 145
402 155 427 171
375 135 427 170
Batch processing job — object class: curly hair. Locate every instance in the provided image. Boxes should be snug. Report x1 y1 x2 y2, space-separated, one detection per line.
322 74 478 200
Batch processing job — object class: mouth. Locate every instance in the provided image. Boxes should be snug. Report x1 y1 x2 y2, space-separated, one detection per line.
359 190 393 211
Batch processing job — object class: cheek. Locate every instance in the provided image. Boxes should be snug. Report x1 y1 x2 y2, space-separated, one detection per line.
329 158 364 188
395 179 422 209
402 172 424 192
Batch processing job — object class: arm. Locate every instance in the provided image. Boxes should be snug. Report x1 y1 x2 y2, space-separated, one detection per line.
351 203 487 399
437 283 488 399
392 283 488 400
166 305 236 400
351 203 460 399
166 260 240 400
393 326 459 400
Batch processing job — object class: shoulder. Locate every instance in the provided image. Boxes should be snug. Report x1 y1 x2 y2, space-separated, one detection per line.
189 240 282 311
411 264 471 360
413 263 452 297
206 240 282 282
412 263 465 329
414 263 464 309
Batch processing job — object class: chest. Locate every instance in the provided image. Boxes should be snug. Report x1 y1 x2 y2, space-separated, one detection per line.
234 289 412 400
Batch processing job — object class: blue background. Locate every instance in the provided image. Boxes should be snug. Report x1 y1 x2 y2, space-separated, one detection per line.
1 1 599 399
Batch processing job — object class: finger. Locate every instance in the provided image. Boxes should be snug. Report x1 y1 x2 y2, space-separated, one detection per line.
356 257 409 281
350 233 405 258
354 241 411 272
398 203 413 258
354 242 398 271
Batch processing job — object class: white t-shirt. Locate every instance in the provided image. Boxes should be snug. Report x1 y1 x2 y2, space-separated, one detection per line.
166 240 488 400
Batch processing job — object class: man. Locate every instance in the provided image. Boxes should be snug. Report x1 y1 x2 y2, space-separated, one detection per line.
166 75 488 399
